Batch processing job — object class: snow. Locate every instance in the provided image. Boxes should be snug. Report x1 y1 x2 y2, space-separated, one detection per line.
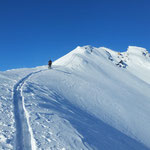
21 80 37 150
0 45 150 150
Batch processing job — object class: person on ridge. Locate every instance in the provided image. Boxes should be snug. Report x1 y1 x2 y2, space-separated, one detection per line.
48 59 52 69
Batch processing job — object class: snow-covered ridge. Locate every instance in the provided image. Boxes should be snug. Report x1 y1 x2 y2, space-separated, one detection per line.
54 45 150 77
55 45 150 66
0 45 150 150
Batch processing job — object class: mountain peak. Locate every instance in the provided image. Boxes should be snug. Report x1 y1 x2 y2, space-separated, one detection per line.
127 46 148 55
74 45 94 52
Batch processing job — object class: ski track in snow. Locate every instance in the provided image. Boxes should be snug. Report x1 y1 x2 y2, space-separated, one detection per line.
13 70 45 150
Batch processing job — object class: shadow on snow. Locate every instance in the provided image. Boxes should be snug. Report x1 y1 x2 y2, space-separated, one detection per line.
34 89 149 150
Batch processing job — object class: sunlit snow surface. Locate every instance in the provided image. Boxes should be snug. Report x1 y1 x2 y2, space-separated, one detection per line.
0 46 150 150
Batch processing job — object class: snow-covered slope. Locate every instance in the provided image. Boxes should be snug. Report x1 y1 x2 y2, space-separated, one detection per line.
0 46 150 150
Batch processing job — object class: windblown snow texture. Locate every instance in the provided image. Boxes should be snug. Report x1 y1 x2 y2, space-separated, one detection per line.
0 46 150 150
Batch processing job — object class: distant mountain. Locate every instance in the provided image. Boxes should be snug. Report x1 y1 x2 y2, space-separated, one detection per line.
0 46 150 150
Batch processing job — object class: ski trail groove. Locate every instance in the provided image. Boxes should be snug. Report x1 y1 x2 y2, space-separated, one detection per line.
13 70 44 150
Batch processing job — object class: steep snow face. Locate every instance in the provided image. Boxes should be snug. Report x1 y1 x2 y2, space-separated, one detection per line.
104 46 150 84
126 46 150 84
127 46 148 55
0 45 150 150
126 46 150 70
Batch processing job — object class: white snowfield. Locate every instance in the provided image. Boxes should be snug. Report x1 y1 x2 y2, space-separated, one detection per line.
0 46 150 150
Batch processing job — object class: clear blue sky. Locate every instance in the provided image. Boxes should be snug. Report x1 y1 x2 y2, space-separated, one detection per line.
0 0 150 71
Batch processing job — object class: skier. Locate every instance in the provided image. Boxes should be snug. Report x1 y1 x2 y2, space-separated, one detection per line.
48 60 52 69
